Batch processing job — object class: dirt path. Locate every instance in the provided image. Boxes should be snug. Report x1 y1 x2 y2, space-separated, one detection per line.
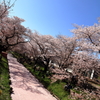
7 54 57 100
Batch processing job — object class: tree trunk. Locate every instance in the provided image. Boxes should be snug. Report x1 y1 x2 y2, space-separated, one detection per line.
43 58 50 73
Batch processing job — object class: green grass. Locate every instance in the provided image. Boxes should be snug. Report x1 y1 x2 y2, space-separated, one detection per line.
72 88 81 94
11 52 100 99
23 62 72 100
23 62 51 88
11 52 73 100
0 56 12 100
98 77 100 80
24 63 71 100
48 80 72 100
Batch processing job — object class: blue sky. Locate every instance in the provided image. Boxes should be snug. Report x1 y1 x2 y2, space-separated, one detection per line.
8 0 100 37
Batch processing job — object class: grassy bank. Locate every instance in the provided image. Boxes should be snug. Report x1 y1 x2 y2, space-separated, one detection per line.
12 52 72 100
23 62 72 100
11 52 100 99
48 80 72 100
0 56 12 100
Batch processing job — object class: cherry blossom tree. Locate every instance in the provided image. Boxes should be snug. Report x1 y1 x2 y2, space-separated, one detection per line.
0 1 30 53
72 51 99 75
55 35 77 68
29 32 57 72
28 32 78 73
69 20 100 84
71 21 100 56
0 0 16 19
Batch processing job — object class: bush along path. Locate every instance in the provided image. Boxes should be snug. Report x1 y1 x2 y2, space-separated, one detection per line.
7 53 57 100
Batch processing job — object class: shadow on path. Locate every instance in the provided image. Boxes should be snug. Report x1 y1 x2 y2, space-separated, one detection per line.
7 54 47 95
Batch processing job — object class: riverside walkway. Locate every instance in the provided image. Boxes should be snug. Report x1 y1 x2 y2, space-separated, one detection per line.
7 54 57 100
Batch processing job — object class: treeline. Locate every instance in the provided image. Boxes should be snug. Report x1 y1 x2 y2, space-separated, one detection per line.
0 0 100 83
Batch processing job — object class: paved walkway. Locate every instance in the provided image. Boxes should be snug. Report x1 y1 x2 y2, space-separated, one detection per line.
7 54 57 100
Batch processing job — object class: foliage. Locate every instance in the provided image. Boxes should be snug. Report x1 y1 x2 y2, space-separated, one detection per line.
0 55 12 100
